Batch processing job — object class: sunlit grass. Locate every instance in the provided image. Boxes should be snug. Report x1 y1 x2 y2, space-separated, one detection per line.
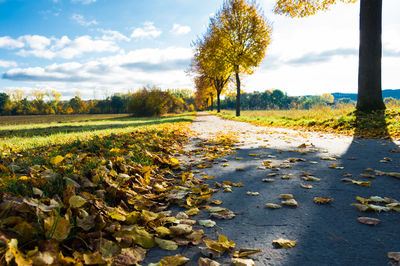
0 113 196 153
214 105 400 139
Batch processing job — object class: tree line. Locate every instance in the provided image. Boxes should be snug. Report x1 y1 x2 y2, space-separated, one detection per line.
201 90 353 111
0 87 194 116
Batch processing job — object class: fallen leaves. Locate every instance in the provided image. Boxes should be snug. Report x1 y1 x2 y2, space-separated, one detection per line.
351 196 400 213
265 203 282 209
203 234 236 254
313 197 333 204
272 238 296 248
342 178 371 187
357 217 381 226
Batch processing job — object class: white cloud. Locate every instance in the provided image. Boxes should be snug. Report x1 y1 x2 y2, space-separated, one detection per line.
0 36 24 49
171 24 191 35
0 60 17 68
19 35 51 50
131 22 162 39
2 47 193 99
100 29 130 42
71 0 96 4
71 14 98 27
13 35 119 59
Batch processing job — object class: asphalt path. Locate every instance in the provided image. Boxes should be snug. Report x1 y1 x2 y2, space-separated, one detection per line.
144 113 400 265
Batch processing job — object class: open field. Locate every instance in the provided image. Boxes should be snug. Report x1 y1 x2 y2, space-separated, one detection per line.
0 113 196 152
0 114 130 126
214 106 400 139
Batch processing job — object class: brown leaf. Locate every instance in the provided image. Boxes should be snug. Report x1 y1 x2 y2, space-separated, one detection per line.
198 257 221 266
313 197 333 204
357 217 381 226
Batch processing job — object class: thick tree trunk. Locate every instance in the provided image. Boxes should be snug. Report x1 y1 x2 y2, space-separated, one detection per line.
356 0 385 112
217 92 221 113
235 68 241 116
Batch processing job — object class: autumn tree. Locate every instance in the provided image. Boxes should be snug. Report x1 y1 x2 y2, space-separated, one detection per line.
194 75 216 110
192 18 232 113
274 0 385 112
217 0 272 116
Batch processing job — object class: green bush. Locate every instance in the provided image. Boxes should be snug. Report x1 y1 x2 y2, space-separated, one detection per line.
128 86 191 117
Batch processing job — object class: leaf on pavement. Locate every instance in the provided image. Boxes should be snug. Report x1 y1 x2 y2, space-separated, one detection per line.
313 197 333 204
199 219 216 228
155 237 178 251
281 199 298 207
279 194 294 199
231 257 255 266
233 248 262 258
357 217 381 226
300 183 312 189
272 238 296 248
198 257 220 266
265 203 281 209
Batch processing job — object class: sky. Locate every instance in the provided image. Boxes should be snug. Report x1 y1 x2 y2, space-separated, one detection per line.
0 0 399 100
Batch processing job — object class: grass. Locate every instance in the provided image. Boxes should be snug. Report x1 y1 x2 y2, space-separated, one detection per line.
0 113 129 126
0 113 196 153
214 105 400 139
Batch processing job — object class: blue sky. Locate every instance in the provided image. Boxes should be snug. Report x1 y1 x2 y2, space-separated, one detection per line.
0 0 399 100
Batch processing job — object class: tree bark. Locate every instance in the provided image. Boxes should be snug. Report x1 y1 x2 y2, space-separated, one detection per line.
217 91 221 113
210 95 214 111
235 67 241 116
356 0 385 112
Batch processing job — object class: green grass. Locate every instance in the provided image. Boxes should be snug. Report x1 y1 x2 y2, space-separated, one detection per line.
214 105 400 139
0 113 196 152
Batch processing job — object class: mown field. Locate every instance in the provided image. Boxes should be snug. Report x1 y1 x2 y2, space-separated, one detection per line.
215 105 400 139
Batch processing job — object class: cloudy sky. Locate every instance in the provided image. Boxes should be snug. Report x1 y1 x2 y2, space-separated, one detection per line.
0 0 399 100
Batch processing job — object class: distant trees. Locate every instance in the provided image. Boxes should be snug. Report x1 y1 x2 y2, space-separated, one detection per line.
274 0 385 112
219 90 341 110
0 88 194 116
192 0 272 116
0 93 9 114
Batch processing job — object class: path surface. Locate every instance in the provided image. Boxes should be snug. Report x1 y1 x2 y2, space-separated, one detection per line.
145 113 400 265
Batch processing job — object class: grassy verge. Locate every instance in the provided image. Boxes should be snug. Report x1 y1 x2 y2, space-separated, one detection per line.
214 106 400 139
0 112 206 264
0 113 196 152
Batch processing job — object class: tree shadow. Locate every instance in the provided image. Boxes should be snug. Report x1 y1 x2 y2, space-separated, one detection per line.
0 116 193 138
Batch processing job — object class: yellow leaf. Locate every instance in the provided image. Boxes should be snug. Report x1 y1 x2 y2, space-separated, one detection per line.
265 203 281 209
108 211 126 221
44 216 71 241
158 255 190 265
155 237 178 251
272 238 296 248
68 195 87 208
233 248 262 258
281 199 298 207
50 155 64 166
313 197 333 204
279 194 294 199
185 208 200 216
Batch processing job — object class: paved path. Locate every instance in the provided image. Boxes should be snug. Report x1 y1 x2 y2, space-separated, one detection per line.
146 113 400 265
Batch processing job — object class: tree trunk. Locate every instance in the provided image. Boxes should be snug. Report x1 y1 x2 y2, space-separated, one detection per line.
235 67 241 116
217 91 221 113
356 0 385 112
210 96 214 111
